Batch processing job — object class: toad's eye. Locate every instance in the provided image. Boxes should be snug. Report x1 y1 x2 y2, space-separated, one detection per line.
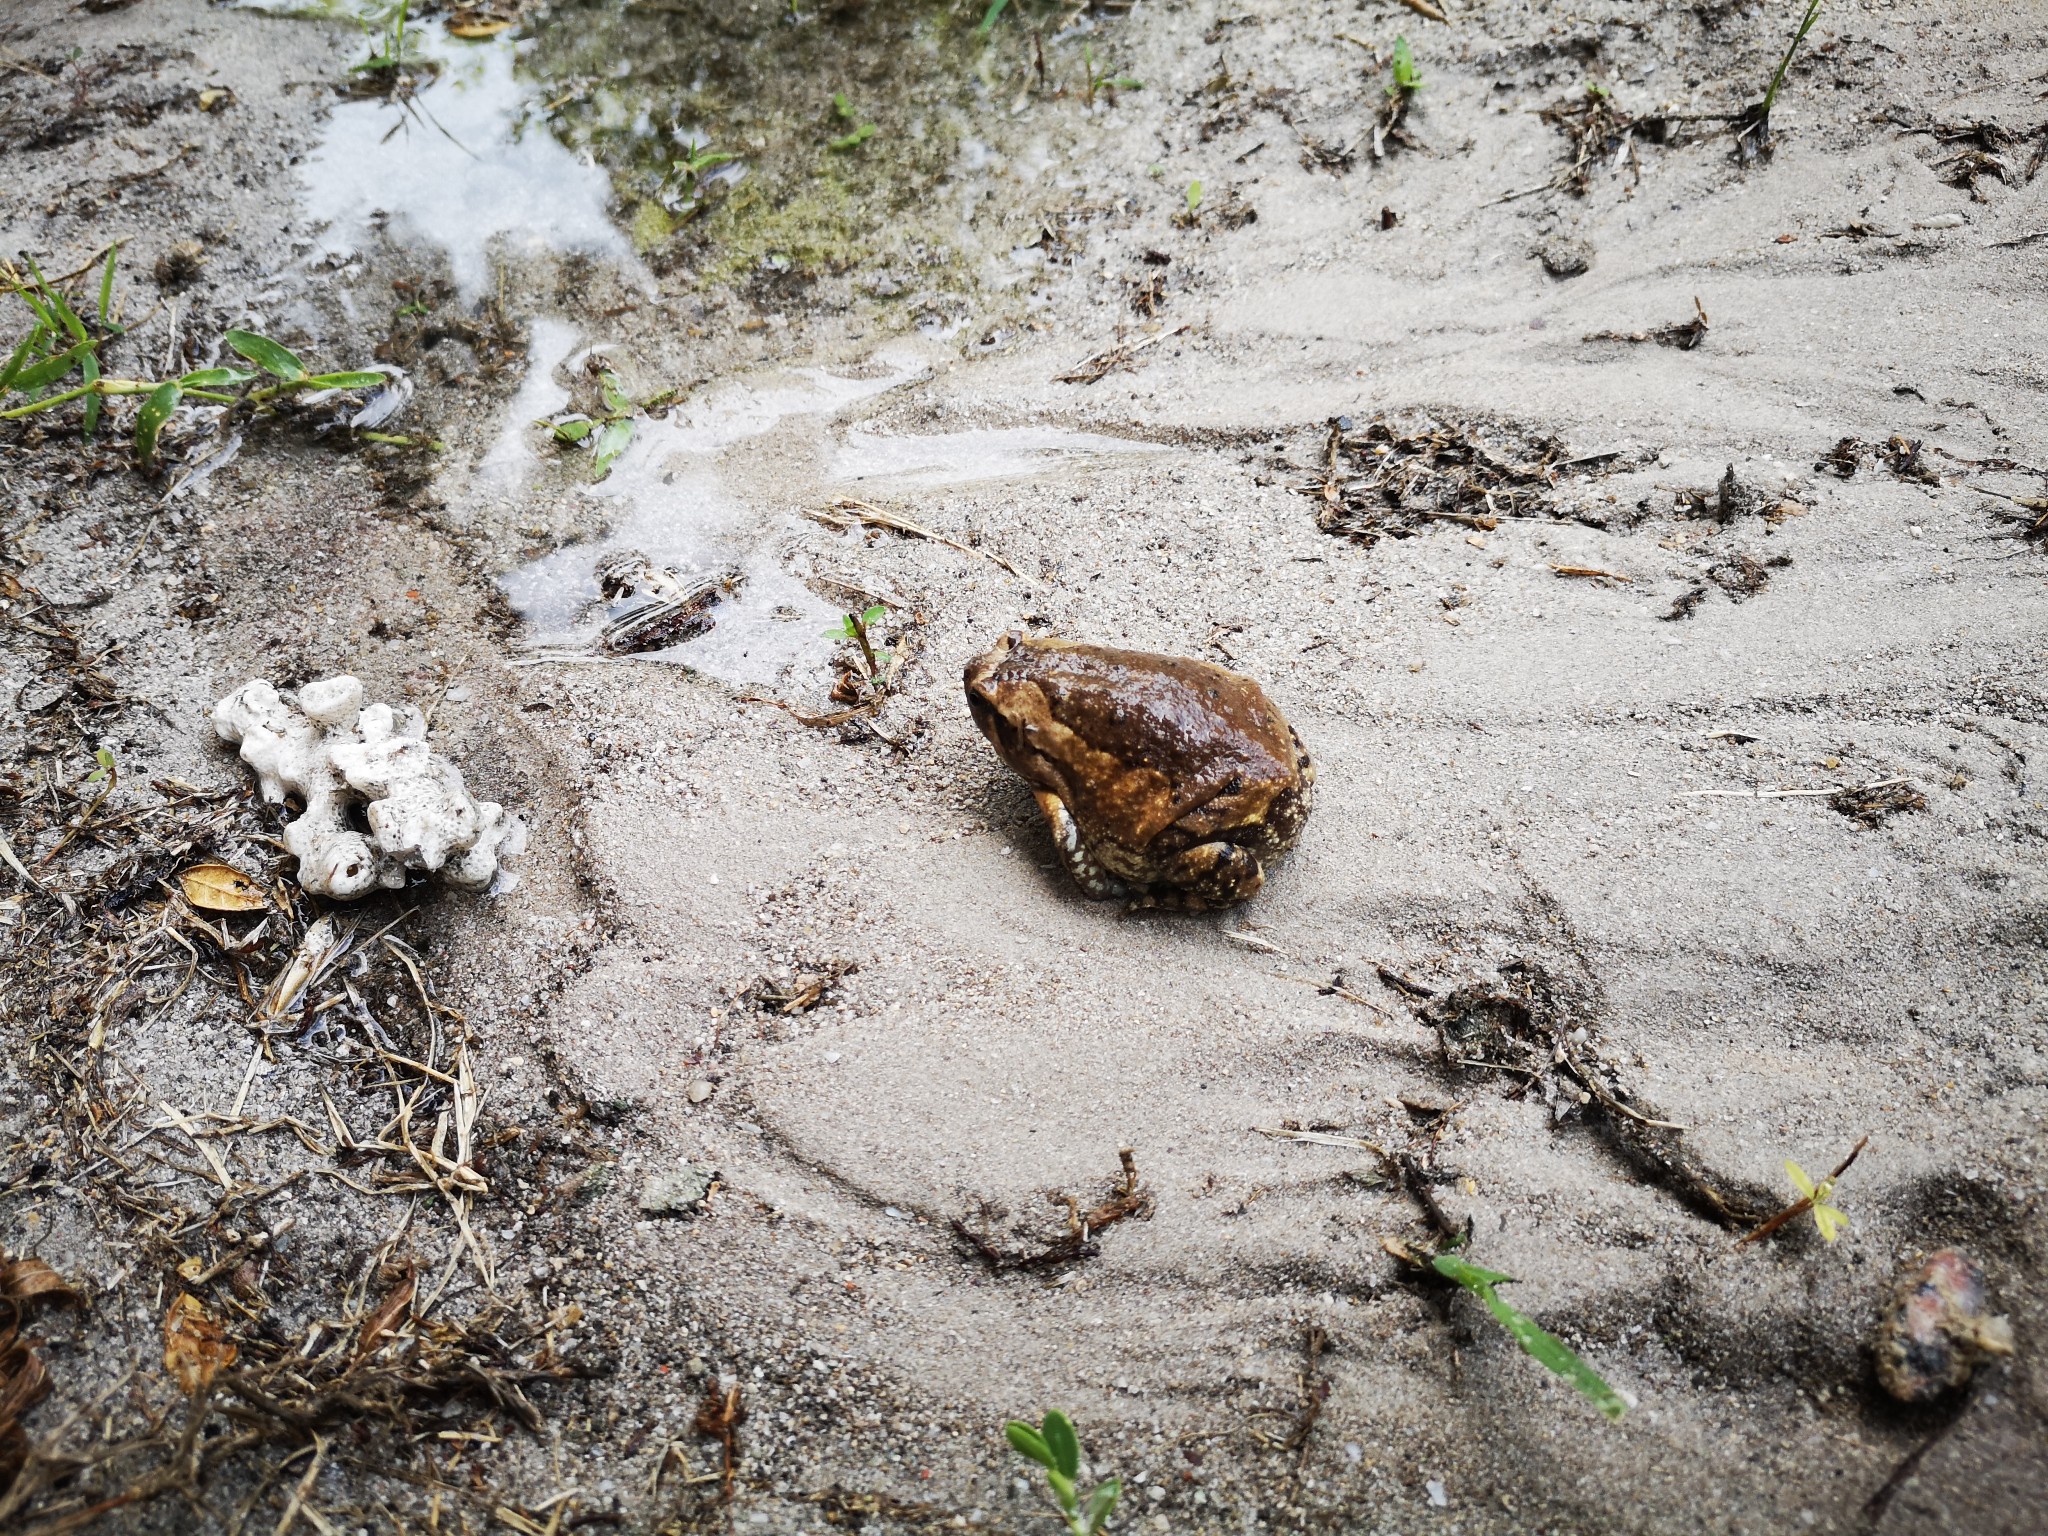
1223 774 1244 795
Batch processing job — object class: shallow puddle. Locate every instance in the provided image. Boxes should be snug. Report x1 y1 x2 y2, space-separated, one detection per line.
298 32 640 298
498 350 929 686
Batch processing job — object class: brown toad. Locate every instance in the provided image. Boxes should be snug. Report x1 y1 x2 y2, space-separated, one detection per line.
963 633 1314 910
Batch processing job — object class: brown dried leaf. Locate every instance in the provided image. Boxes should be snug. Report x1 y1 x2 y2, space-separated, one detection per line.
162 1292 236 1394
1 1257 80 1308
355 1265 416 1364
179 861 267 912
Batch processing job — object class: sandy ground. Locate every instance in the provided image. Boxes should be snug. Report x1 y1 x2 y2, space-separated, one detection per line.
3 1 2046 1532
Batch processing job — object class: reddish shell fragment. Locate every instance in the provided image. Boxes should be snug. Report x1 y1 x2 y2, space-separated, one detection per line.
1874 1248 2016 1403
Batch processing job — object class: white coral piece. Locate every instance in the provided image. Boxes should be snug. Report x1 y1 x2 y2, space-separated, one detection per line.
211 675 519 899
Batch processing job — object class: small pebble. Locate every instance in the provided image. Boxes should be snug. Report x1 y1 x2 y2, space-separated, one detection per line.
1874 1248 2015 1402
687 1079 715 1103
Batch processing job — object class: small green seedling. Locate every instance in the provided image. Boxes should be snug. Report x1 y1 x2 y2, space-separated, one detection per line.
1737 1135 1866 1248
1786 1159 1847 1242
1005 1411 1121 1536
3 248 404 468
1081 43 1142 109
351 0 424 77
540 365 673 481
1430 1253 1628 1421
85 747 117 787
669 141 736 205
1186 180 1203 212
1388 34 1423 97
1736 0 1823 159
828 603 888 675
828 92 877 152
1761 0 1822 120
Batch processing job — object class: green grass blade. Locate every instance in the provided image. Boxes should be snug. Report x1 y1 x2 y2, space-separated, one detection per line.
976 0 1008 36
96 245 118 325
1431 1253 1628 1422
80 351 101 438
224 329 308 381
134 380 181 465
1040 1412 1080 1480
23 256 88 342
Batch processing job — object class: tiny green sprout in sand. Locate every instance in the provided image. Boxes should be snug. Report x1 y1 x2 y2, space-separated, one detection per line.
1185 180 1203 212
1005 1410 1121 1536
1737 1136 1867 1248
1786 1159 1848 1242
828 91 877 151
1388 34 1423 96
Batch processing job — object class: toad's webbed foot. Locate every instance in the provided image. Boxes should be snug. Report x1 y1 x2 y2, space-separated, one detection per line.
1125 840 1265 912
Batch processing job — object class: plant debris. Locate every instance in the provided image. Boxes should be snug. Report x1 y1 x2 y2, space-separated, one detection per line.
1056 324 1190 386
808 497 1021 576
1583 297 1708 350
1707 549 1790 602
1815 435 1941 485
592 551 743 655
1540 85 1640 197
1829 779 1928 827
1409 937 1774 1230
1296 413 1587 545
951 1148 1152 1271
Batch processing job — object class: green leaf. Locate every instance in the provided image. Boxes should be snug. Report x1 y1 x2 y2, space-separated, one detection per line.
832 90 855 120
860 603 887 627
1431 1254 1628 1421
224 329 307 381
301 369 391 390
976 0 1009 36
80 350 101 438
1185 180 1202 211
592 417 634 478
598 369 632 416
1041 1411 1080 1480
11 338 96 394
96 245 118 325
87 746 116 783
546 415 596 443
0 324 48 395
828 122 876 152
1005 1422 1054 1470
134 381 182 466
1083 1479 1121 1535
175 367 257 389
1390 34 1422 95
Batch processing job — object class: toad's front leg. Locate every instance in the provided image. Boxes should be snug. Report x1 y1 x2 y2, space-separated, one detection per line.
1034 790 1130 901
